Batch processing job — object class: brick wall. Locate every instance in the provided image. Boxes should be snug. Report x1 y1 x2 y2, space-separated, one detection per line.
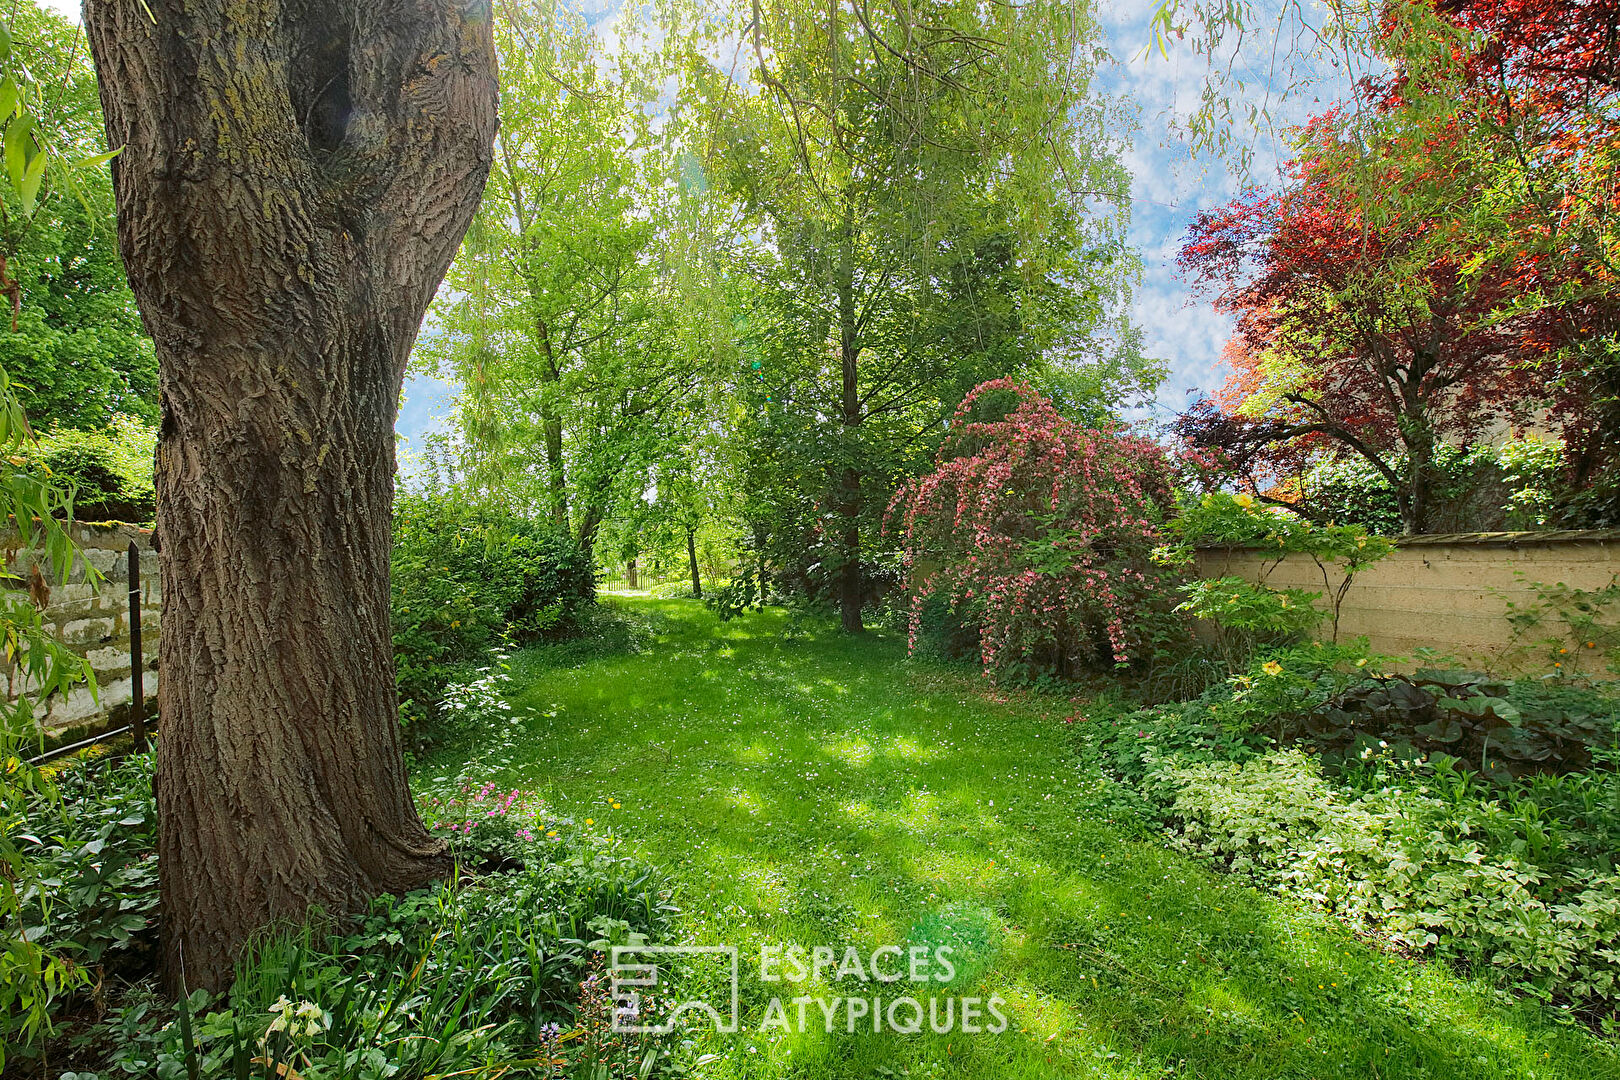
1194 530 1620 670
6 522 159 733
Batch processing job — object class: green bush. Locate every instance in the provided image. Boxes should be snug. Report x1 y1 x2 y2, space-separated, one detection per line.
1156 493 1395 673
903 589 984 664
105 837 682 1079
26 414 157 523
8 739 690 1077
1297 439 1565 534
1 754 159 1068
392 494 596 746
1081 661 1620 1018
1156 748 1620 1012
1302 669 1620 776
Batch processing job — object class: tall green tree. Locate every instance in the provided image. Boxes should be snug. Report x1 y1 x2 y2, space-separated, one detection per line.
690 0 1146 631
0 4 154 432
421 0 705 560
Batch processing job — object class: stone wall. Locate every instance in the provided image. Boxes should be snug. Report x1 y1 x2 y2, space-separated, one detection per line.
1195 530 1620 671
6 522 159 733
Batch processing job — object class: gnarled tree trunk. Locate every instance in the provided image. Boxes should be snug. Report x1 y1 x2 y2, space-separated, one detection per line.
84 0 498 993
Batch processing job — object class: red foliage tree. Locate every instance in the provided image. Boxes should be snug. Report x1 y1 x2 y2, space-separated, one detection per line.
888 379 1175 685
1178 115 1584 532
1427 0 1620 494
1180 0 1620 531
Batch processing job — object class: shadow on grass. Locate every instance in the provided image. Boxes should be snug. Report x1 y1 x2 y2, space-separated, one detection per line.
435 598 1617 1080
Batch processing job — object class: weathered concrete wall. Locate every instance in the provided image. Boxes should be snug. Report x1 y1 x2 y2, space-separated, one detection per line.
6 522 159 733
1195 530 1620 670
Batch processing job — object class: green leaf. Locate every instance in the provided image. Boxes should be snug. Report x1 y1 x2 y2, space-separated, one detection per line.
16 147 46 213
74 148 122 172
4 113 33 196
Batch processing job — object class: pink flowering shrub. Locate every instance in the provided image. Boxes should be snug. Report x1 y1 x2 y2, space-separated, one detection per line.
889 379 1178 685
418 781 570 868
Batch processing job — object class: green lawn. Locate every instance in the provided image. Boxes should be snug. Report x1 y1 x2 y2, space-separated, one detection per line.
428 597 1617 1079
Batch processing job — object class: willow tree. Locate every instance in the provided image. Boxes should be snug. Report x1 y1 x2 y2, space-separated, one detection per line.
84 0 498 991
420 0 702 562
694 0 1140 631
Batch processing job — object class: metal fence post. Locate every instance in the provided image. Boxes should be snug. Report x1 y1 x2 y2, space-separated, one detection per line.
128 541 148 753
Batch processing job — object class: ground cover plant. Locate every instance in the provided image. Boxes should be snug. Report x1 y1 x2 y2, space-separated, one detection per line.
1081 670 1620 1023
5 733 691 1078
416 596 1617 1079
1071 492 1620 1030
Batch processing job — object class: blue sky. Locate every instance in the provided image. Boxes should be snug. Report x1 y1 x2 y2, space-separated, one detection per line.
42 0 1274 449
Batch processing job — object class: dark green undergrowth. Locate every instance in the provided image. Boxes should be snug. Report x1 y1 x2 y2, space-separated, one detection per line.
10 713 693 1078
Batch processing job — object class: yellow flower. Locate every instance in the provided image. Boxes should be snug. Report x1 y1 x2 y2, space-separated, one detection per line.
611 801 622 809
547 830 558 837
585 818 594 826
1233 493 1256 509
1262 661 1283 676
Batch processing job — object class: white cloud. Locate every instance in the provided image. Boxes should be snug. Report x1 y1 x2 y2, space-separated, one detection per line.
1098 0 1360 419
38 0 79 23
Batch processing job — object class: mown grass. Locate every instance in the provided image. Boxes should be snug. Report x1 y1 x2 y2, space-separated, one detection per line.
425 597 1619 1079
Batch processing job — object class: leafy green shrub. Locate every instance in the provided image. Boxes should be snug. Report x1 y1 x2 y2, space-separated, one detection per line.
703 567 770 622
1501 574 1620 677
392 494 595 746
18 754 687 1078
2 753 158 1069
1156 493 1395 675
105 843 682 1079
902 589 983 664
1207 641 1383 736
1175 576 1327 641
17 754 159 969
1155 748 1620 1013
1298 439 1566 534
25 414 157 523
509 600 669 676
1303 670 1620 776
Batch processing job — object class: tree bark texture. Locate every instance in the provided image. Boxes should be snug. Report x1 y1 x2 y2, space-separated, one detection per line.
84 0 498 993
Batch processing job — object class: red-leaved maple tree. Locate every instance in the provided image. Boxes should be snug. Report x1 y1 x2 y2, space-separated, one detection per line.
888 379 1175 685
1179 0 1619 531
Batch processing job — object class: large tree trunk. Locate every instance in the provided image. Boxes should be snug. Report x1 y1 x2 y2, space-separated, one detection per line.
835 211 864 633
686 525 702 599
534 317 570 531
85 0 498 993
